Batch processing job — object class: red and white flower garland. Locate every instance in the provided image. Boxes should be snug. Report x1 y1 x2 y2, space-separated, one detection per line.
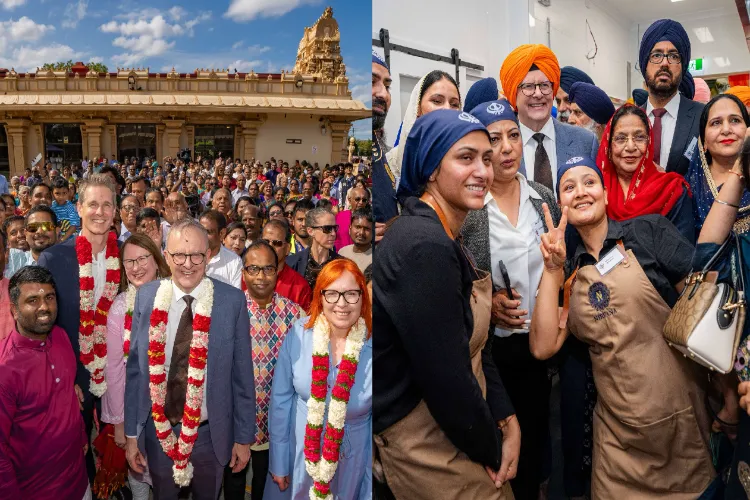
77 231 121 397
148 278 214 486
122 284 137 360
304 315 367 500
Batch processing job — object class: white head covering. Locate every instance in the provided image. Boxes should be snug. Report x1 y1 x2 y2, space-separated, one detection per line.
385 73 429 180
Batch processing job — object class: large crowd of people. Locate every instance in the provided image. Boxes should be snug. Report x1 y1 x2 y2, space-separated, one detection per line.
0 148 374 499
373 16 750 500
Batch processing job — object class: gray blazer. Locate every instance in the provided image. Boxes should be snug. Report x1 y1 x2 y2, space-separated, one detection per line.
124 277 255 466
518 119 599 181
461 181 561 275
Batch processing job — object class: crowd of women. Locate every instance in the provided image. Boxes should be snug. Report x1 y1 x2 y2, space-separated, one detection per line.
373 17 750 500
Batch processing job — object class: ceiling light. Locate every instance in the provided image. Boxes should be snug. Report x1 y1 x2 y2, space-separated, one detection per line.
671 0 684 3
714 57 731 67
693 27 714 43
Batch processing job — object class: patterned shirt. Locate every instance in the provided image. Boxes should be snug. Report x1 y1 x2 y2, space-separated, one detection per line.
247 292 302 449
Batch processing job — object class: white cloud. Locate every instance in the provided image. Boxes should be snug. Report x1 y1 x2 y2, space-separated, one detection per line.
229 59 264 72
232 40 243 50
224 0 321 22
88 56 103 63
0 43 84 72
0 0 26 10
247 44 271 55
0 16 54 41
350 84 371 105
100 8 212 67
62 0 89 29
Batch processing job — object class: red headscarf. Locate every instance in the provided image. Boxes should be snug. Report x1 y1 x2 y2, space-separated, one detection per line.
598 104 690 220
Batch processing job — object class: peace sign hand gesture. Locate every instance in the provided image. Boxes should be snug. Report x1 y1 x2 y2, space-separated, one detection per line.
539 203 568 272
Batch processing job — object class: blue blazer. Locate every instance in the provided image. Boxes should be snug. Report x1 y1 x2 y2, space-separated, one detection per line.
124 277 255 466
39 236 117 391
519 119 599 181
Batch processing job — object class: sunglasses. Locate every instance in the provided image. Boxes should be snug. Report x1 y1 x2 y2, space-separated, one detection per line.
284 211 294 217
262 238 285 248
310 224 339 234
353 197 368 203
26 221 55 233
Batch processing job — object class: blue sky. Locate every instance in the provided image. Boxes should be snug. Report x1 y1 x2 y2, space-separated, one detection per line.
0 0 371 138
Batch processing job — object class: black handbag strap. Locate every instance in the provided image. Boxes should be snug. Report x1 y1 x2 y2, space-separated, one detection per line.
700 234 734 275
733 232 745 294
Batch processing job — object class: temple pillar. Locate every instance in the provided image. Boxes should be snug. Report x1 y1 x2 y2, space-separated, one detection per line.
4 119 30 176
329 121 351 164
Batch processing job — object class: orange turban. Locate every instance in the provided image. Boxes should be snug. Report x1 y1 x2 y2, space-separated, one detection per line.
500 44 560 110
726 86 750 107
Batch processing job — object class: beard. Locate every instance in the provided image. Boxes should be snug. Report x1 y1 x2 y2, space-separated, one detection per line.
558 110 570 122
372 97 389 131
646 68 680 100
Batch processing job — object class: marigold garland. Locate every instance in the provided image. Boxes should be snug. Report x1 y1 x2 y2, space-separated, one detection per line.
122 284 137 360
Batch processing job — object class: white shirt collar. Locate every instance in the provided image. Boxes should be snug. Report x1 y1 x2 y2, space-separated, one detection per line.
520 117 556 147
646 92 680 118
172 276 208 304
483 173 542 207
209 245 227 264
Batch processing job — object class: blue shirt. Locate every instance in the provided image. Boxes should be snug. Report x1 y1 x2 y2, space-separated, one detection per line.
51 200 81 230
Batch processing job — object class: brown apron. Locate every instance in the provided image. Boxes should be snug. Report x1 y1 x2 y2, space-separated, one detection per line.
567 248 715 499
374 270 514 499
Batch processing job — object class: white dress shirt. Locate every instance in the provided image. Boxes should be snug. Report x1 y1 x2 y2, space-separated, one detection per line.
165 280 209 422
646 92 680 168
232 188 249 205
91 246 107 304
520 117 558 190
206 245 243 289
485 174 545 338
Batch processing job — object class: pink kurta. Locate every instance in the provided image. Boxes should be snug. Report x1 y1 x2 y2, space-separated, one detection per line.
0 279 15 341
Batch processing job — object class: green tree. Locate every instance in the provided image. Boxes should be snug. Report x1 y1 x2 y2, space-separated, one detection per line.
355 139 372 156
40 60 109 73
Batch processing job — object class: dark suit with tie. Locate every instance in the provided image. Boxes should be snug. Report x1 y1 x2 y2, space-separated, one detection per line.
124 277 255 499
642 97 703 175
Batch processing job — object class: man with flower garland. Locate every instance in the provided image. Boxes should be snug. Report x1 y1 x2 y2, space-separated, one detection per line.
124 218 255 500
39 173 122 484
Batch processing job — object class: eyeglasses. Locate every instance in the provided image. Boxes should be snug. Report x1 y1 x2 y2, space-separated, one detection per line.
26 221 55 233
321 289 362 304
244 265 277 276
352 197 368 203
123 254 152 269
612 134 649 147
167 251 207 266
284 211 294 217
310 224 339 234
262 238 285 248
121 205 138 213
649 52 681 65
269 211 283 217
518 81 553 96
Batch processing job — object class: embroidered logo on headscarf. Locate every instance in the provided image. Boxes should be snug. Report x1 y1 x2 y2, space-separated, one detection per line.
486 102 505 115
566 156 584 165
588 282 610 311
458 112 480 124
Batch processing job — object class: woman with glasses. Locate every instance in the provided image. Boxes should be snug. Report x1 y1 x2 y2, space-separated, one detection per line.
386 70 461 181
286 207 342 290
288 179 302 201
102 233 171 500
267 202 285 222
686 93 750 237
374 110 516 499
223 222 248 257
267 258 371 500
598 104 695 242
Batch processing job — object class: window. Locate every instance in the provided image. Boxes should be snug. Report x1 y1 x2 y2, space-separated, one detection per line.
44 123 83 168
117 124 156 163
194 125 235 161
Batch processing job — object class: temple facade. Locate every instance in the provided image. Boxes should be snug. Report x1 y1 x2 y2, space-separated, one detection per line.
0 6 369 176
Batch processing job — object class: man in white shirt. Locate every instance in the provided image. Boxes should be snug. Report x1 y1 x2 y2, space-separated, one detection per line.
231 175 249 205
199 210 242 289
639 19 702 175
499 45 598 193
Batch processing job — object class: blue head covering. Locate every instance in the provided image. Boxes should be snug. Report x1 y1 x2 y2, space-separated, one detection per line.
679 71 695 99
632 89 649 107
560 66 594 94
372 50 389 70
556 155 603 198
397 109 489 199
568 82 615 125
464 78 499 112
639 19 692 94
469 99 518 127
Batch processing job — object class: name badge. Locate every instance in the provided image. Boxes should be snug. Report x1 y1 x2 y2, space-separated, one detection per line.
596 246 626 276
532 219 545 243
684 136 698 161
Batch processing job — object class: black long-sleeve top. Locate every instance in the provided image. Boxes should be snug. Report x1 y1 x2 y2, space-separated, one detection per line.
373 197 514 470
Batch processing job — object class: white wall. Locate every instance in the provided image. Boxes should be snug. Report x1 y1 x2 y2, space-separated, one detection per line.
254 115 333 166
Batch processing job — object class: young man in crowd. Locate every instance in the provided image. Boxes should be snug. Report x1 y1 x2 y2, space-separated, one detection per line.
338 208 373 272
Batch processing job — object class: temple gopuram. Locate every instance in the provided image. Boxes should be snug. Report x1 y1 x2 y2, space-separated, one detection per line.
0 6 369 176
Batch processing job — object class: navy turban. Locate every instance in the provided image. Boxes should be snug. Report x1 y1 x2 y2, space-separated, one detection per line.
397 109 489 199
639 19 691 92
373 50 388 70
469 99 518 127
556 155 603 198
568 82 615 125
464 78 499 112
632 89 649 107
560 66 594 94
679 71 695 100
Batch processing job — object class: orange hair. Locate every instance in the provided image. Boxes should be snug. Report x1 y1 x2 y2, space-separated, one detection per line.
305 259 372 338
500 44 560 111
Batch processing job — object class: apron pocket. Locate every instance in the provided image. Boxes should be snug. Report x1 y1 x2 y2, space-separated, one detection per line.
596 405 714 494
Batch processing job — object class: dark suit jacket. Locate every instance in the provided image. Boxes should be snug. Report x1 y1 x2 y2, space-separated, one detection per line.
286 248 340 278
124 277 255 466
519 119 599 180
642 97 703 176
39 236 117 391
